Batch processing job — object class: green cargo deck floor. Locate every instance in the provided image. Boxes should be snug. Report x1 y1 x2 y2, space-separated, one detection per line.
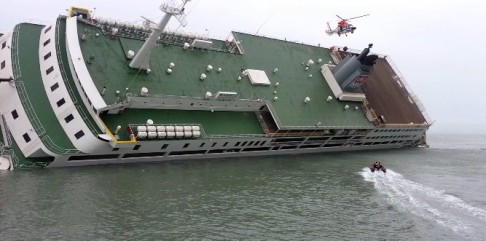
79 21 373 130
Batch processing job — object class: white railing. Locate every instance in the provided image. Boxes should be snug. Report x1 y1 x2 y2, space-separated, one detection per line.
11 25 22 79
234 30 324 49
41 135 80 155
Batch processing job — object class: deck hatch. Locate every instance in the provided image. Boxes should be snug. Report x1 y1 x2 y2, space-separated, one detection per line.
247 69 271 86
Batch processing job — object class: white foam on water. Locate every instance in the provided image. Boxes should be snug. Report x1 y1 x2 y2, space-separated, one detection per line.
360 168 486 238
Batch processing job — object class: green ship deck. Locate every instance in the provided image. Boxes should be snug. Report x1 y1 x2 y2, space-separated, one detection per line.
78 21 373 131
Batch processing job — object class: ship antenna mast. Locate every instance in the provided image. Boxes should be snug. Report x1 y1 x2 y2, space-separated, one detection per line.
129 0 190 70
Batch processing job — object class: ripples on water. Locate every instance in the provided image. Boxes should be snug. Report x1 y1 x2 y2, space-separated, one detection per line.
1 133 486 240
361 168 486 240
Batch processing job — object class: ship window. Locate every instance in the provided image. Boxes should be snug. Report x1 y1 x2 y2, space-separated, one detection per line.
254 141 260 146
133 145 141 150
183 143 189 148
64 114 74 123
241 141 248 146
56 98 66 107
68 154 119 161
248 141 254 146
11 110 19 119
44 52 52 60
168 150 206 156
123 152 166 158
1 42 6 49
161 144 168 149
23 133 31 143
223 142 228 147
212 142 217 147
260 141 266 146
1 61 5 69
43 39 51 46
44 26 52 33
200 143 205 147
50 82 59 91
46 66 54 75
74 130 85 139
112 148 119 151
235 142 241 147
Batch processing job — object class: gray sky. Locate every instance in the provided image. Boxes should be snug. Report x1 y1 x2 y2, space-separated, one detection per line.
1 0 486 133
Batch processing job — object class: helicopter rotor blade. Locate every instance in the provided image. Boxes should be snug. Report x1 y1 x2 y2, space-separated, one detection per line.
348 14 370 20
336 15 344 20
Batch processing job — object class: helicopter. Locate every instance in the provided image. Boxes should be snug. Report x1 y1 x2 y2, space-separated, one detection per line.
325 14 369 36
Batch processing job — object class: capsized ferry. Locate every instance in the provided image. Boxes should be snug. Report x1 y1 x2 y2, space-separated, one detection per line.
0 2 431 169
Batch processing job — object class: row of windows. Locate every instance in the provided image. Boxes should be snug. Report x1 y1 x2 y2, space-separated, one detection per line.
71 139 411 161
375 128 422 133
235 140 266 147
366 135 414 140
1 40 7 70
123 139 269 152
41 31 85 141
361 140 404 145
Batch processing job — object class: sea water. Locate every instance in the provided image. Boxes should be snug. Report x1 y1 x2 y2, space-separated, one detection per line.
1 132 485 240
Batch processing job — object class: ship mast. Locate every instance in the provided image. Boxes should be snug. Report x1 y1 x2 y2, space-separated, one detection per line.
129 0 189 70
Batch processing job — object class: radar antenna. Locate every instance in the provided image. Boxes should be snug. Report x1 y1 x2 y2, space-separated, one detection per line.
141 16 159 30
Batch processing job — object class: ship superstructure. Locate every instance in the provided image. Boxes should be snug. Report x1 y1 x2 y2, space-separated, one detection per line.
0 2 431 169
